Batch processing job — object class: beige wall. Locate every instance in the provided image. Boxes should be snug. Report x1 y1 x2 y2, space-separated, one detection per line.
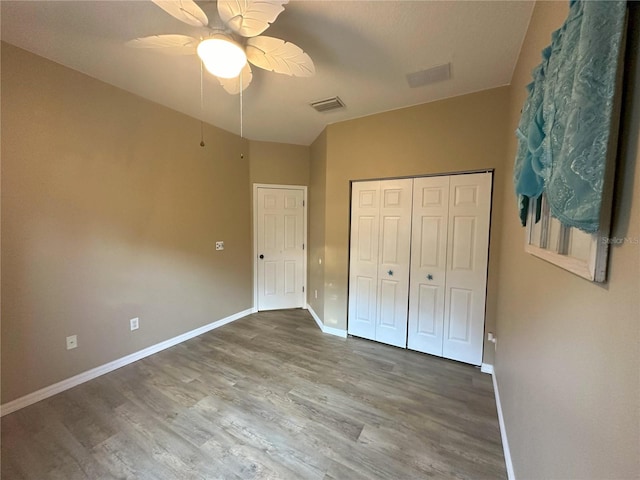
5 6 639 475
308 130 327 319
1 43 252 403
316 87 510 365
495 3 640 479
249 140 309 186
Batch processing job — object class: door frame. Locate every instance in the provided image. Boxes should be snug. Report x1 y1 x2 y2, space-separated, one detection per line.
252 183 308 312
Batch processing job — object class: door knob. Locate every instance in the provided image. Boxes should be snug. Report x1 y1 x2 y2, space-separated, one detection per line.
259 254 264 259
388 270 394 276
427 274 434 280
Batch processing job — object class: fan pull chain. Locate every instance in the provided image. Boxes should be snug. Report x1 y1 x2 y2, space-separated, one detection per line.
238 70 244 158
199 60 205 147
240 70 244 140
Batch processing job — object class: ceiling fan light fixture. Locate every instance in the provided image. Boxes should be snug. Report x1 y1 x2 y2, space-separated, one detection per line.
197 35 247 79
131 0 315 93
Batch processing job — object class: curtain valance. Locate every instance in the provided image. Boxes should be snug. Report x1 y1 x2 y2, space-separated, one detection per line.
513 0 626 233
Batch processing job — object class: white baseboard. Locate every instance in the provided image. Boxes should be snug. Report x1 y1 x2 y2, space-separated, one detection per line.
481 363 494 374
323 325 348 338
492 369 515 480
0 308 254 417
306 304 347 338
306 304 324 331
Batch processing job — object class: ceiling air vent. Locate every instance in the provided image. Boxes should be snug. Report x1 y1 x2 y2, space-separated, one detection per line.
310 96 345 113
406 63 451 88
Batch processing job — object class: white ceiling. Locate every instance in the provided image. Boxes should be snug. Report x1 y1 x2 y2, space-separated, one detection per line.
1 1 534 146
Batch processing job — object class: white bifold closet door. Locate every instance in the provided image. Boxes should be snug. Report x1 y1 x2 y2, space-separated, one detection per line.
348 179 412 348
407 175 449 357
408 172 492 365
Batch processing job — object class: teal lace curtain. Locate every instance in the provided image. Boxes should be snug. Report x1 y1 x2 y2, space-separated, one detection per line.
513 0 626 233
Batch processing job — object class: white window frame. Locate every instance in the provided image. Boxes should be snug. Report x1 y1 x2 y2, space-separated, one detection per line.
524 195 610 283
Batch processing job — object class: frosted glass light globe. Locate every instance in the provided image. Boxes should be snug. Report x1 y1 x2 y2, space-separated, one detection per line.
197 35 247 79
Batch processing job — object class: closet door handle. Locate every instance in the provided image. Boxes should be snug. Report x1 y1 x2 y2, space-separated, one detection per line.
427 274 434 281
388 270 394 276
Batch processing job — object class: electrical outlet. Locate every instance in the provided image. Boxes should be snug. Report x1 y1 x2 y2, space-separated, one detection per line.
130 317 139 331
215 241 224 251
66 335 78 350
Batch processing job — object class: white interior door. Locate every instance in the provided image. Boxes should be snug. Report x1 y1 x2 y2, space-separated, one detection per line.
375 179 412 347
256 187 305 311
407 176 449 356
348 181 380 341
442 172 492 365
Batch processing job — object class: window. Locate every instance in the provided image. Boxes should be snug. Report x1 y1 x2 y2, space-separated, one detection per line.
525 194 609 282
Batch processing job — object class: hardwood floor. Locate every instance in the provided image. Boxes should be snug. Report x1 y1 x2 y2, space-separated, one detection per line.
1 309 506 479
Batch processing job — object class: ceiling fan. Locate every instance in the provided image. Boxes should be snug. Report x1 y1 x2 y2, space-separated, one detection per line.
128 0 315 95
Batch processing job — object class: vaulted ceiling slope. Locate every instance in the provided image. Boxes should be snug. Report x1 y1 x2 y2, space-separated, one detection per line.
1 1 534 145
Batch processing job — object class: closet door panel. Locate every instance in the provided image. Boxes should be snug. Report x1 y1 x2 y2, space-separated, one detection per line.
348 181 380 341
408 176 449 355
375 178 412 348
443 172 492 366
447 287 473 342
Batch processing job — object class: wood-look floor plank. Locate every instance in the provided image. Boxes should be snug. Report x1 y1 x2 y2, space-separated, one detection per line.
2 309 506 479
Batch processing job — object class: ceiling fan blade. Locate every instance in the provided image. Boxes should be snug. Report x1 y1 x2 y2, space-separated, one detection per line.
151 0 208 27
126 34 199 55
246 36 315 77
217 63 253 95
217 0 288 37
